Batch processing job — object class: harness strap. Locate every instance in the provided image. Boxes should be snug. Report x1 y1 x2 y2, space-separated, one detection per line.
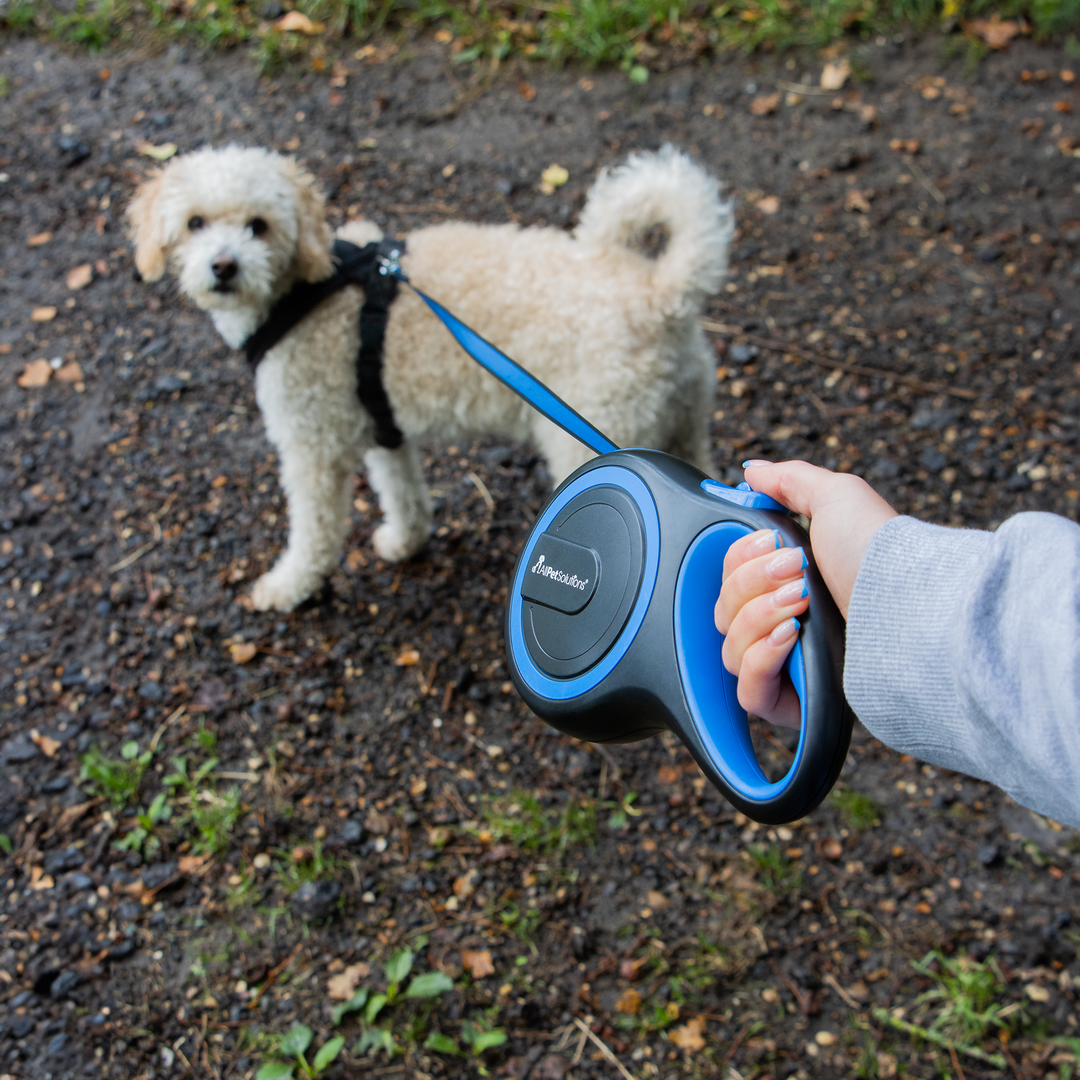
244 238 404 450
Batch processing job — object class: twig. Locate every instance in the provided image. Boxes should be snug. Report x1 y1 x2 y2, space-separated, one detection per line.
572 1017 637 1080
775 80 840 96
699 321 978 400
871 1009 1006 1069
822 971 862 1010
110 540 156 573
905 157 946 205
720 1022 754 1070
570 1021 589 1065
948 1041 967 1080
249 942 304 1009
149 705 186 753
467 471 495 513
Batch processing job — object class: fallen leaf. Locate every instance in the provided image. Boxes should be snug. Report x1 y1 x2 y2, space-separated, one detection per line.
750 92 781 116
460 948 495 979
31 306 57 322
646 890 670 910
453 869 478 900
328 962 371 1000
66 263 93 290
1054 100 1073 113
877 1051 898 1079
1025 983 1051 1002
819 837 843 860
756 195 780 215
29 866 55 891
394 648 420 666
17 359 53 388
518 81 536 100
137 141 178 161
30 729 60 758
55 362 84 383
329 62 347 88
844 189 872 213
540 163 569 193
670 1017 706 1050
815 1030 837 1046
276 11 324 33
28 231 52 247
657 764 681 784
229 642 258 664
820 60 851 90
178 853 210 874
964 16 1021 49
615 987 642 1015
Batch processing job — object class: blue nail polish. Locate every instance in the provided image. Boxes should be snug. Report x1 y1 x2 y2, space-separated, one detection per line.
800 549 808 570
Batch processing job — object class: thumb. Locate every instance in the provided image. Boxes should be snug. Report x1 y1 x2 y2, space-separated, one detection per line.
741 460 897 618
741 460 850 519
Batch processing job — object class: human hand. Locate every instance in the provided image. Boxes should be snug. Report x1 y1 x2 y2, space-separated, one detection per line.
714 460 898 727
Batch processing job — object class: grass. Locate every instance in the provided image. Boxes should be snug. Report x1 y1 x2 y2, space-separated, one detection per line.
80 740 152 809
478 789 596 860
908 950 1019 1045
830 786 883 830
4 0 1078 79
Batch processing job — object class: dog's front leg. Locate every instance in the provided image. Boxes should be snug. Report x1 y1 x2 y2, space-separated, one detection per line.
251 450 354 612
364 442 432 562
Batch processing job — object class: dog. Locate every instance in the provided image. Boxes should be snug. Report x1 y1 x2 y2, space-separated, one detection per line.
127 144 732 612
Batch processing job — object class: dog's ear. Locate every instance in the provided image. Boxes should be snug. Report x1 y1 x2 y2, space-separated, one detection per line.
286 160 333 282
127 171 169 282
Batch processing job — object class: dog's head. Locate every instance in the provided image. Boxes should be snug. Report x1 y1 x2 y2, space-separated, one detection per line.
127 145 333 314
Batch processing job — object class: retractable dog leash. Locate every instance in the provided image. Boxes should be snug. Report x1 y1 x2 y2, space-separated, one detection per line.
379 250 852 825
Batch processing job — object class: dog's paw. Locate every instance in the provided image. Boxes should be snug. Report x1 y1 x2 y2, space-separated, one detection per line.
372 521 427 563
251 570 316 612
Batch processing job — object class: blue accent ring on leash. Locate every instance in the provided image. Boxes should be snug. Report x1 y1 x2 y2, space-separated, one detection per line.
381 254 851 824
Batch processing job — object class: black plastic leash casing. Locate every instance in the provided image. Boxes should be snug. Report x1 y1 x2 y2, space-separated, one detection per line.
506 450 853 825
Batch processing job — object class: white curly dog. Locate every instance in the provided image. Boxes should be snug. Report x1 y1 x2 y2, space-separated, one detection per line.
128 144 732 612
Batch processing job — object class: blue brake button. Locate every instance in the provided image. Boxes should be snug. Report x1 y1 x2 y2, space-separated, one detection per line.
700 478 788 513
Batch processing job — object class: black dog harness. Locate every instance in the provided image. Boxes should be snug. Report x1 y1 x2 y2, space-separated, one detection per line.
244 238 405 449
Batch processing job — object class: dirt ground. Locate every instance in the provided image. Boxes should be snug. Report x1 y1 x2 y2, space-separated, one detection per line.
2 26 1080 1080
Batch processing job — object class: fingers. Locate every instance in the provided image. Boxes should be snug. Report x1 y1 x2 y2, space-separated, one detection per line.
715 536 808 637
735 619 803 729
720 569 810 678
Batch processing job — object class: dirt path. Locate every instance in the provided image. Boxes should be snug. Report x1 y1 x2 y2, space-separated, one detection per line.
1 30 1079 1080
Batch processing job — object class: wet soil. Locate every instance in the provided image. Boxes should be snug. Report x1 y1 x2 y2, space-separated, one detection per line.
2 28 1080 1080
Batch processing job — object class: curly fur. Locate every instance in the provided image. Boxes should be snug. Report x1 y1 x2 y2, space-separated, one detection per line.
128 144 733 612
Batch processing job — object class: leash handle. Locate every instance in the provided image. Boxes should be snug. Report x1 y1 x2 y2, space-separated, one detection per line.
381 258 620 457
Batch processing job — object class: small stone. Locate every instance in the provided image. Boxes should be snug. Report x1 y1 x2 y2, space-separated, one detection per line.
977 843 1000 866
2 737 38 763
64 872 93 891
41 775 71 794
108 938 136 961
140 861 179 891
47 1031 69 1055
115 901 144 922
50 970 83 999
138 681 164 702
9 1015 35 1038
291 879 341 921
44 848 84 875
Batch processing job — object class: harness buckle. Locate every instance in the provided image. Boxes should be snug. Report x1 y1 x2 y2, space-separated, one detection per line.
377 250 405 281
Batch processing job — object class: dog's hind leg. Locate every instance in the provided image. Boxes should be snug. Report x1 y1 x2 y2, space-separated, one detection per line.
251 452 354 612
365 442 433 562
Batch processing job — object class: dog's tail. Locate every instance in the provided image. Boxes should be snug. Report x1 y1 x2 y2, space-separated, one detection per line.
574 145 732 317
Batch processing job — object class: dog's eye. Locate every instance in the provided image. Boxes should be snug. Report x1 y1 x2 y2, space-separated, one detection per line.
187 216 205 231
249 218 269 237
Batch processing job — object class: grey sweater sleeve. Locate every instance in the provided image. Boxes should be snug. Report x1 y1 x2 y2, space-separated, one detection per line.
843 512 1080 828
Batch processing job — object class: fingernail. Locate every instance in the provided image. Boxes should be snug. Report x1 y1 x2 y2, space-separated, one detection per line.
749 528 781 555
774 577 808 606
742 459 774 468
766 547 807 578
769 617 800 646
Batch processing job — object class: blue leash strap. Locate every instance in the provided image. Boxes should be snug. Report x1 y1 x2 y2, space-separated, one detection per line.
380 257 620 457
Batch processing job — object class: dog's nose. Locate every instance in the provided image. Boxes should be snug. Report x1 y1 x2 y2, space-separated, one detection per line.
211 255 238 283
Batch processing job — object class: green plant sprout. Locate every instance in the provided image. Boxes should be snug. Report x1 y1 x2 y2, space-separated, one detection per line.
80 741 152 808
256 1023 343 1079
